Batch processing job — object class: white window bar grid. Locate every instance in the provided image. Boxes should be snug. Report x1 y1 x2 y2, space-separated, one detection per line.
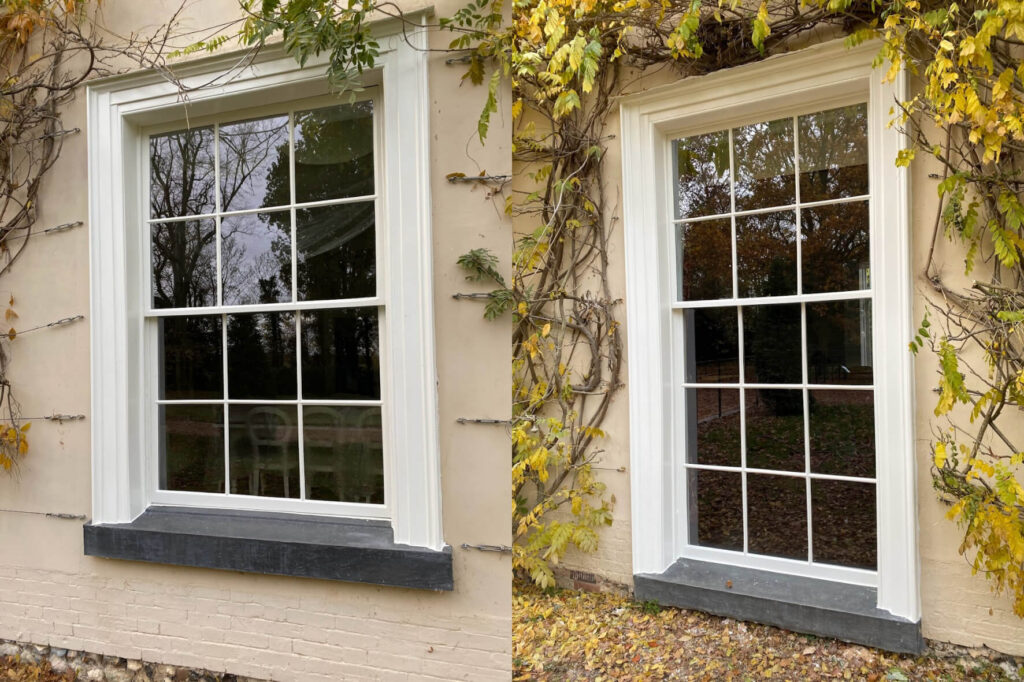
142 92 389 518
673 108 877 583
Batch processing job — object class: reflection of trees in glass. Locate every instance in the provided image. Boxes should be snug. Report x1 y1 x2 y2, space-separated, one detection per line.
736 211 796 297
149 128 218 309
160 316 223 399
734 118 794 211
675 131 730 218
680 219 731 300
227 312 297 399
799 104 868 202
293 102 375 202
221 211 291 305
261 103 377 302
301 309 380 400
802 202 869 294
218 116 289 212
150 127 216 219
296 203 375 300
151 220 217 308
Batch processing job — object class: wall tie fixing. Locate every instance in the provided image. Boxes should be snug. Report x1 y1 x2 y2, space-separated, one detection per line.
460 543 512 554
0 508 86 520
0 413 85 422
456 417 511 425
15 314 84 336
44 220 83 235
446 174 511 184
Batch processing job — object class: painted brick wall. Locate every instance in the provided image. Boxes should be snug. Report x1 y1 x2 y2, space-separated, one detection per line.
0 562 508 681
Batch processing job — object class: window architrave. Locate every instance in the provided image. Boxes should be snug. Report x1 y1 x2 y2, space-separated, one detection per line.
619 39 918 620
87 20 444 551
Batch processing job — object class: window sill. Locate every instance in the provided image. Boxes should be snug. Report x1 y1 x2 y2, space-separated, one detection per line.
634 558 922 653
83 506 453 591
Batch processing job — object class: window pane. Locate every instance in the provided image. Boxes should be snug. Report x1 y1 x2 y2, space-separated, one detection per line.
229 404 299 498
294 101 375 203
744 389 804 472
673 131 731 219
688 469 743 551
301 308 380 400
149 127 216 219
679 219 731 300
806 300 872 385
684 307 738 383
160 404 224 493
221 210 292 305
151 220 217 309
159 316 222 400
742 303 801 384
227 312 297 399
218 115 290 213
297 202 376 301
801 201 870 294
304 406 384 503
734 118 794 212
686 388 740 467
812 479 876 570
747 473 807 560
809 390 875 478
736 210 796 297
799 104 868 203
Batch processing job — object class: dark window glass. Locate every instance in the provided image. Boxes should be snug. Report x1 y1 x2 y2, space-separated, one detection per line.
228 404 299 498
297 202 376 301
744 389 805 472
747 473 807 560
736 210 797 298
227 312 297 399
743 303 801 384
303 405 384 503
151 220 217 309
221 210 292 305
806 300 873 385
686 388 741 467
679 219 732 301
684 307 738 383
301 308 380 400
159 316 223 400
734 118 794 212
294 102 375 203
160 405 224 493
812 479 877 569
809 390 875 478
218 115 290 213
802 201 870 294
673 131 731 219
689 469 743 551
149 127 216 219
798 104 868 203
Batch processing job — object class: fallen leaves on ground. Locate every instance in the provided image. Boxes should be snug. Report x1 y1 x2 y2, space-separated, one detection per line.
1 656 73 681
513 583 1023 681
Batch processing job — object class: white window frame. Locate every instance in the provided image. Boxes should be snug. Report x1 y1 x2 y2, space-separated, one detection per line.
88 20 444 550
620 39 919 620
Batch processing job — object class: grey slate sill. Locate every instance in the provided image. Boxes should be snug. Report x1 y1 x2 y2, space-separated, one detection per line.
83 506 453 591
634 558 923 654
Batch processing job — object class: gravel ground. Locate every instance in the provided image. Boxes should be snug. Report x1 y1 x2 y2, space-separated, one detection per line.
513 584 1024 681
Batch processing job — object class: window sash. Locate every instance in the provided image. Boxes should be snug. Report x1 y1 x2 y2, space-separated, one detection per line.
141 91 391 518
670 102 879 582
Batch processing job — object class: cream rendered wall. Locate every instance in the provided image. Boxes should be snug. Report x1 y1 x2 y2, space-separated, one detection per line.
534 50 1024 654
0 1 512 680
